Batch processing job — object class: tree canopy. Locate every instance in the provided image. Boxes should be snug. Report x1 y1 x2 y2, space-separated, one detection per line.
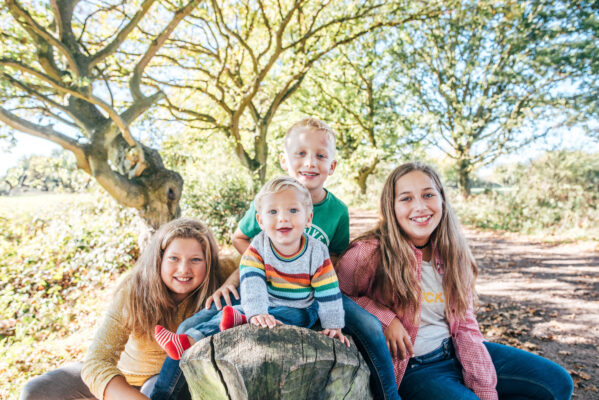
153 0 446 182
0 0 597 213
0 0 195 227
387 0 595 196
0 0 447 223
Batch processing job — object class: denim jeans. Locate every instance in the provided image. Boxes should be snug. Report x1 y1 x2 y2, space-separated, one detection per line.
151 296 319 400
398 338 574 400
341 295 400 400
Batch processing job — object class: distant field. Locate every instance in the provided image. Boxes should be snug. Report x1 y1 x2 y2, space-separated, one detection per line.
0 192 94 210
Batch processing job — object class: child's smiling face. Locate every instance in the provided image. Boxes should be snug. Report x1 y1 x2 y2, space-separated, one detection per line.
160 237 207 303
280 128 337 202
256 188 313 255
394 170 443 247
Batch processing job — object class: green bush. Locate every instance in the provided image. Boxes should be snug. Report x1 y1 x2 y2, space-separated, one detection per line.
454 150 599 239
182 174 253 244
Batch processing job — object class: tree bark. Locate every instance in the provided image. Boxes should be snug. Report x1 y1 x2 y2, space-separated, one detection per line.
354 157 379 195
458 158 472 197
180 324 372 400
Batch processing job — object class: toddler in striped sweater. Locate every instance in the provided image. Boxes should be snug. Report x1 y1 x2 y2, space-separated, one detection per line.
155 176 348 361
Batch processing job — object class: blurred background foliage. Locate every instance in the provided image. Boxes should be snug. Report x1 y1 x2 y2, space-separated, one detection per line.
454 150 599 238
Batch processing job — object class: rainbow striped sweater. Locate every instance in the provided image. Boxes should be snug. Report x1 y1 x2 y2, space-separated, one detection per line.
240 231 344 329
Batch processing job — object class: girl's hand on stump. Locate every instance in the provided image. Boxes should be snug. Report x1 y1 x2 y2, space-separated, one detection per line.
321 328 350 347
385 318 413 359
250 314 281 328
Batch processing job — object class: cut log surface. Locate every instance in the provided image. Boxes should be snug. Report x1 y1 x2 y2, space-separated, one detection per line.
180 324 372 400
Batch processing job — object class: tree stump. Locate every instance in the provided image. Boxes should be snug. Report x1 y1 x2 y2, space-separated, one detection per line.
180 324 372 400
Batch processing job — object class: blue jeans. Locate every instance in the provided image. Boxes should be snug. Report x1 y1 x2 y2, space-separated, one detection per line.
342 295 400 400
150 297 318 400
398 338 574 400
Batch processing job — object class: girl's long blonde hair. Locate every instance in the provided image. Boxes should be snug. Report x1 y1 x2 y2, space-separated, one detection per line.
119 218 220 338
356 162 477 319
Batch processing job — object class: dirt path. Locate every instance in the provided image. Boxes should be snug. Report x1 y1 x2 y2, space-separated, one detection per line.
349 209 599 399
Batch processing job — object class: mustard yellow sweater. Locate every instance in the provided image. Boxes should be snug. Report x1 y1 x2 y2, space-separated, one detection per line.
81 290 194 399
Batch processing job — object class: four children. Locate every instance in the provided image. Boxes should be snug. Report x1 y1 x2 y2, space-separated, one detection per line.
21 116 574 400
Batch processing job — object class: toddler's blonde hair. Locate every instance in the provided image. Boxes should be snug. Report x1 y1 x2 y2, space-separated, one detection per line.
255 176 313 215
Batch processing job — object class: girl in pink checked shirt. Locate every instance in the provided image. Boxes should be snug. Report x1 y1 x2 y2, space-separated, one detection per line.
336 162 573 400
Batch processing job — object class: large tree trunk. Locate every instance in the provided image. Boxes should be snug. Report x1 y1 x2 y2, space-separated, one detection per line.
180 324 372 400
90 132 183 231
0 0 196 232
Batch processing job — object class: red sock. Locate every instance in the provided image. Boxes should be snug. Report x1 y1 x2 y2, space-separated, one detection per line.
219 306 247 331
154 325 191 360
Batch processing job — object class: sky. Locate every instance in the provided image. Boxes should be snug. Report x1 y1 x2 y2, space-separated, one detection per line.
1 135 61 175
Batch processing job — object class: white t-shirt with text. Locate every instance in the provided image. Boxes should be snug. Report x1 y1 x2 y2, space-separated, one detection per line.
413 260 451 356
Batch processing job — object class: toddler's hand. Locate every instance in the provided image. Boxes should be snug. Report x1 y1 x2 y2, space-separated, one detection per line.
321 328 350 347
250 314 281 329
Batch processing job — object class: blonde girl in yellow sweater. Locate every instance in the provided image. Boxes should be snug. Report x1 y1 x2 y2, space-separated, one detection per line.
21 218 220 400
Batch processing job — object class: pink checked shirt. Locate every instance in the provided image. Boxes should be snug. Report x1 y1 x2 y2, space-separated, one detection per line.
336 239 498 400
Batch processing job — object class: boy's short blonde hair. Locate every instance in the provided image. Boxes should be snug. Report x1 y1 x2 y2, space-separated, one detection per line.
254 176 313 215
284 117 336 151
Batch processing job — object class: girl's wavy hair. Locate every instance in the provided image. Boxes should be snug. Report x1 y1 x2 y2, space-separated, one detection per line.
118 218 220 338
355 162 477 319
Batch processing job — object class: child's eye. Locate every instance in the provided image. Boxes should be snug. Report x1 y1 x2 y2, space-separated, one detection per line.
297 151 306 157
317 154 326 159
399 197 411 202
424 193 435 199
168 256 178 261
268 209 277 215
290 208 298 213
192 257 204 263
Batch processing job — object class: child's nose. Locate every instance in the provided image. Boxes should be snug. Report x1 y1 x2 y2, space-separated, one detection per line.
304 154 316 167
278 212 289 221
177 260 192 272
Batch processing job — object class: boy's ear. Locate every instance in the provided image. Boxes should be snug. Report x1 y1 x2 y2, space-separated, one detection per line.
279 152 288 171
328 159 337 176
256 212 263 229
